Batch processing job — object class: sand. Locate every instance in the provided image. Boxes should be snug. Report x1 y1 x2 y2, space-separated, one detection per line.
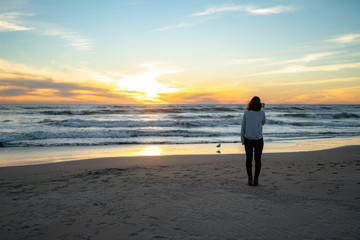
0 146 359 240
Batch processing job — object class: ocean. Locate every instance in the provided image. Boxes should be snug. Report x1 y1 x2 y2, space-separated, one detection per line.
1 104 359 148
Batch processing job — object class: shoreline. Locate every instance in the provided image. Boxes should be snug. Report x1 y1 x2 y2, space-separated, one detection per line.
1 146 359 239
1 137 360 167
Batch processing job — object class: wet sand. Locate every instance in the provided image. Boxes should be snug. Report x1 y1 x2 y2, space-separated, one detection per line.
0 146 359 239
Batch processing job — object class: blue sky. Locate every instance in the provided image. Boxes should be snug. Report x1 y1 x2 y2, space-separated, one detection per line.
0 0 359 103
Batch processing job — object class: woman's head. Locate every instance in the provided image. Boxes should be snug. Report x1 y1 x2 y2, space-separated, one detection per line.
246 96 262 111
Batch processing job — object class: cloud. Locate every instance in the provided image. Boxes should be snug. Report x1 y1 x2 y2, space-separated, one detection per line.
0 58 135 103
191 5 244 16
0 12 94 50
253 62 360 75
152 23 190 32
293 77 360 85
245 6 295 15
155 4 295 33
0 58 53 79
261 77 360 86
0 78 103 97
291 52 336 63
191 4 295 16
331 33 360 43
228 52 333 66
275 52 337 64
0 59 183 104
0 77 136 104
0 58 73 86
0 87 27 96
40 26 94 51
227 52 334 66
0 12 34 32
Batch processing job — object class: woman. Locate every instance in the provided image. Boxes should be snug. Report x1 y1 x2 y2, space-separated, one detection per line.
241 96 266 186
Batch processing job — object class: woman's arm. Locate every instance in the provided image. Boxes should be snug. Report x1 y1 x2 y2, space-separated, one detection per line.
241 111 246 144
262 110 266 125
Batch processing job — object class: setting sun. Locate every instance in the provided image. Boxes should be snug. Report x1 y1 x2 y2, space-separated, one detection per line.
136 146 162 156
112 64 180 103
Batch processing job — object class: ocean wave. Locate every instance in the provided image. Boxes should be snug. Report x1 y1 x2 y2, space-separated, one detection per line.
22 106 54 109
39 109 128 115
282 113 309 118
171 114 239 120
0 106 10 110
290 106 305 110
1 139 240 147
0 128 241 147
1 104 359 148
281 112 359 119
32 105 243 115
266 119 319 126
0 128 240 141
138 108 182 114
39 118 242 128
213 107 237 112
333 112 359 119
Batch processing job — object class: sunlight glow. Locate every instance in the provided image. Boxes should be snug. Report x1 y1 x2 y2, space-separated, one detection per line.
136 146 162 156
114 64 180 103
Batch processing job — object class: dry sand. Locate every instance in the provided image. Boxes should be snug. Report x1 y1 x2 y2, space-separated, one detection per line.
0 146 359 240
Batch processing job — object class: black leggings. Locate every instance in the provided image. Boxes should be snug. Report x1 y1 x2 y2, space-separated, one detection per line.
244 138 264 180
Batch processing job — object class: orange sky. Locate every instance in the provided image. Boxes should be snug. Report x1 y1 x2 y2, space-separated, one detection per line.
1 1 359 104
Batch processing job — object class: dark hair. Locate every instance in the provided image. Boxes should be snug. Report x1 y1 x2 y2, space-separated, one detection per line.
246 96 262 111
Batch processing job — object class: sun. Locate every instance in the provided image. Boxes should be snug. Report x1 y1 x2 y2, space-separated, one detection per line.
136 146 162 155
113 64 180 103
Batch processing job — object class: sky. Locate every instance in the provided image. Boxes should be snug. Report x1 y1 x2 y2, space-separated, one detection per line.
0 0 359 104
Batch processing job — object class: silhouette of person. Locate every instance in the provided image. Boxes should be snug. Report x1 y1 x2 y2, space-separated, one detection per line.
241 96 266 186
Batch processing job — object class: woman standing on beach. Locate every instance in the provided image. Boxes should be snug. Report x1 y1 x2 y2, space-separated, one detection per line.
241 96 266 186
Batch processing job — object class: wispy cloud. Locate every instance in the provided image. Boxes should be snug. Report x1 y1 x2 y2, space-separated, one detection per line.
246 6 295 15
295 77 360 85
252 62 360 75
190 5 244 16
0 12 34 32
40 26 94 51
154 4 295 33
331 33 360 43
152 23 190 32
191 4 295 17
262 77 360 86
0 12 94 50
228 52 333 66
275 52 338 64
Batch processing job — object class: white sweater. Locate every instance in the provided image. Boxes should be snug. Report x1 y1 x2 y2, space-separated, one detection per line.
241 110 266 144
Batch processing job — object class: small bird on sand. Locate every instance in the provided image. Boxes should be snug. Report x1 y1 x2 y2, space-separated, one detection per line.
216 143 221 148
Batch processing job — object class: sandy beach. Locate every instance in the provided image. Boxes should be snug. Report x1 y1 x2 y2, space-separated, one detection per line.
0 146 359 240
